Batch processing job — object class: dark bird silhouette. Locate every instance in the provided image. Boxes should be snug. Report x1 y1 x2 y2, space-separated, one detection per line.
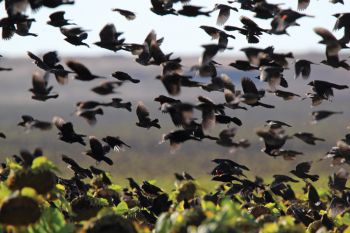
314 27 350 70
62 155 93 179
126 177 141 191
229 60 257 71
265 120 291 129
177 5 211 17
102 136 131 152
150 0 177 16
156 73 202 96
196 95 224 130
112 71 140 83
294 59 315 79
106 98 132 112
311 110 343 123
60 27 89 47
270 9 313 35
297 0 310 10
333 13 350 46
66 60 105 81
216 127 249 150
270 90 301 101
212 4 238 26
91 81 122 95
136 102 161 129
240 77 274 109
240 46 274 66
199 26 235 49
141 181 163 195
53 116 86 145
94 24 125 52
215 114 242 126
18 115 52 131
256 128 290 156
329 168 349 192
294 132 325 145
84 136 113 165
161 102 194 127
47 11 75 27
77 108 104 126
290 161 319 182
29 72 59 101
307 80 348 101
0 132 6 139
161 129 200 153
112 8 136 20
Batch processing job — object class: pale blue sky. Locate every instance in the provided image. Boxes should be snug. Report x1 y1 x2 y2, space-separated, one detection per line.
0 0 348 58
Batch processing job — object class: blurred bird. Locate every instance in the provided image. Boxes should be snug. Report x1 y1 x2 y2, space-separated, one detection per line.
84 136 113 165
290 161 319 182
136 102 161 129
112 8 136 20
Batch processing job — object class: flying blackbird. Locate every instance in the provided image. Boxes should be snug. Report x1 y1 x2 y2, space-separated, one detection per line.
62 155 93 179
271 90 301 100
53 116 86 145
212 4 238 26
265 120 291 129
215 114 242 126
66 60 105 81
294 59 315 79
256 128 290 155
112 71 140 83
60 27 89 47
229 60 258 71
94 24 125 52
196 96 224 130
307 80 348 100
76 101 104 111
136 102 161 129
161 102 194 127
150 0 177 16
47 11 75 27
106 98 132 112
18 115 52 131
311 110 342 123
126 177 141 191
102 136 131 152
240 77 274 108
258 66 285 91
29 72 59 101
297 0 310 10
77 108 103 126
84 136 113 165
290 161 319 182
328 168 349 192
0 132 5 139
240 46 274 66
294 132 325 145
333 13 350 45
177 5 211 17
270 9 313 35
91 82 122 95
161 129 200 153
112 8 136 20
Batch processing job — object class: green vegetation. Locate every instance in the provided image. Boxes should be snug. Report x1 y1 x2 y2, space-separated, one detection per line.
0 156 349 233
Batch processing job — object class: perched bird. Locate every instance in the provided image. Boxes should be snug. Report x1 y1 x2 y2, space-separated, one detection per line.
112 8 136 20
290 161 319 182
84 136 113 165
136 102 161 129
294 132 325 145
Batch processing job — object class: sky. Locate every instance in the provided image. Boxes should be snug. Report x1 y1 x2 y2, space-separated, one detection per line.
0 0 348 58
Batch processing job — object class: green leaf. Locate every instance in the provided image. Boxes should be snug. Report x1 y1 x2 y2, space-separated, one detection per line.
114 201 129 215
31 157 58 171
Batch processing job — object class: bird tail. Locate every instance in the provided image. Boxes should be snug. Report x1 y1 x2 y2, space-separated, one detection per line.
96 108 104 115
333 84 349 90
123 102 132 112
309 174 319 182
103 156 113 165
231 117 242 126
131 78 140 84
151 119 161 129
257 102 275 109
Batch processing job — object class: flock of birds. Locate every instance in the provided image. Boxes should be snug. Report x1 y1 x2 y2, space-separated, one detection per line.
0 0 350 230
